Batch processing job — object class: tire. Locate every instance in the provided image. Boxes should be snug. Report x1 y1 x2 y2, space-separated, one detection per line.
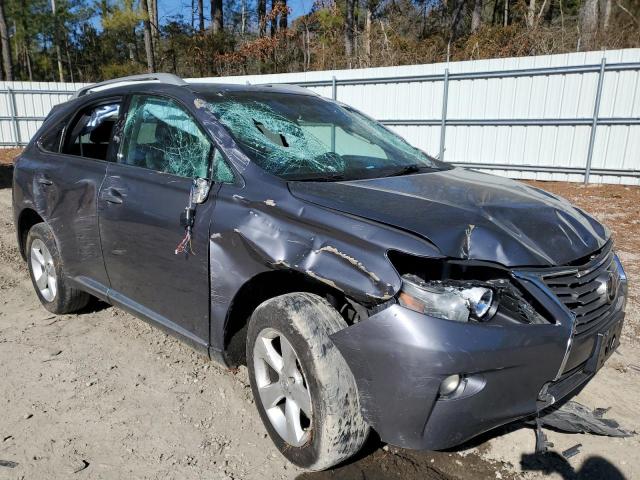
246 292 369 471
26 222 90 314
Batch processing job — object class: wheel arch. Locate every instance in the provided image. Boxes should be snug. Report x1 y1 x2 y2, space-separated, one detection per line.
222 269 356 367
17 208 45 260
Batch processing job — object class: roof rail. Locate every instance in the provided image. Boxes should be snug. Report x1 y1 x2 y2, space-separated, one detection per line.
262 83 319 95
73 73 188 98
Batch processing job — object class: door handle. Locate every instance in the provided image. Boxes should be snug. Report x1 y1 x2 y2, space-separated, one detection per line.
101 188 124 204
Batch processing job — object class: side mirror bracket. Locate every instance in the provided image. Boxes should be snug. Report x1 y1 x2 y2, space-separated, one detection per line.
191 177 211 204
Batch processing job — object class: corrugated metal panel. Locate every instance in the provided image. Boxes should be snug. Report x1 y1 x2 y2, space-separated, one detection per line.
0 80 87 146
1 50 639 184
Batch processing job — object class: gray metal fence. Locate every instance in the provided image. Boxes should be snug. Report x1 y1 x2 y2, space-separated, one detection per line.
2 49 640 184
283 58 640 184
0 85 81 147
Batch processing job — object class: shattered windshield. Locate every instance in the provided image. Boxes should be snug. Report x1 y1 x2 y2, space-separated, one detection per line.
202 91 447 181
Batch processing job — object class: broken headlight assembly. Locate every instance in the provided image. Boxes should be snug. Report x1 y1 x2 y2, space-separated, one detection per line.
398 274 498 322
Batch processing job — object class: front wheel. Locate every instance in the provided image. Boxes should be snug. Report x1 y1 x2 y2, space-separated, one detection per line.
246 292 369 471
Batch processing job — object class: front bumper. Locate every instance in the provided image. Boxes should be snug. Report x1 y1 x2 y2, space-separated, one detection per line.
330 283 626 450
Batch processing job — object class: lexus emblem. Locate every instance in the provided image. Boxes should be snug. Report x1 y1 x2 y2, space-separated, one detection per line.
597 271 619 304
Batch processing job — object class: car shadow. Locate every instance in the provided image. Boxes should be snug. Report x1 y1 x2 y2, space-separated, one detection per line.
295 433 504 480
77 296 112 314
521 451 626 479
0 163 13 189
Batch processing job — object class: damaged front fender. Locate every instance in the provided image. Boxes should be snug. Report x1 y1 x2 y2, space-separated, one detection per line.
207 172 442 358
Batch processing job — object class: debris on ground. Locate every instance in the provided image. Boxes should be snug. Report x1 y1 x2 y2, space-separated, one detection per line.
536 401 635 437
0 460 18 468
534 418 554 454
72 460 90 474
561 443 582 459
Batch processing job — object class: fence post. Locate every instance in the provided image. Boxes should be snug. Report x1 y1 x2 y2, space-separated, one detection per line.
584 57 606 184
331 76 337 152
439 68 449 161
7 87 21 147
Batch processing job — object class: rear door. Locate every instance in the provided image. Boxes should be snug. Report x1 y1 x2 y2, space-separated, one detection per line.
33 98 122 298
98 94 218 348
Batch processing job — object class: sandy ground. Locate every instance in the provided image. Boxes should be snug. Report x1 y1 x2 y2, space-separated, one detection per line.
1 161 639 480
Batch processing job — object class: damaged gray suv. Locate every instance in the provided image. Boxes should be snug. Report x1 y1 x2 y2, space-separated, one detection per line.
13 73 628 470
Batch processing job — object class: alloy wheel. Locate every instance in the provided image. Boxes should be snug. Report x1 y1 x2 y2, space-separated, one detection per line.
30 238 57 302
253 327 313 447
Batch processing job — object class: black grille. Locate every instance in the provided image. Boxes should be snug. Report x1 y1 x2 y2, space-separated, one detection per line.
540 242 619 335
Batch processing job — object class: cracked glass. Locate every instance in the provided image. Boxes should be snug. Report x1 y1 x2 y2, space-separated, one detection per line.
203 91 445 180
120 95 211 178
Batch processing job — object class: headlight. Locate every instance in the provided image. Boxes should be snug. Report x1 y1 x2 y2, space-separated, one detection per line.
398 274 497 322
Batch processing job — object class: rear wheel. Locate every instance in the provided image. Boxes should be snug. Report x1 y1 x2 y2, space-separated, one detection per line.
26 222 90 314
247 292 369 471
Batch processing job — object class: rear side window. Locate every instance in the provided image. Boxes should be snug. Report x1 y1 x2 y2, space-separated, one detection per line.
39 120 66 153
119 95 211 178
62 102 120 161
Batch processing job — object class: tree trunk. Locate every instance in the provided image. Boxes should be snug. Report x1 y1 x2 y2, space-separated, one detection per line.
503 0 509 26
601 0 612 30
471 0 483 32
198 0 204 30
25 46 33 81
450 0 466 41
278 0 287 31
51 0 65 82
150 0 159 44
365 5 372 65
65 39 74 83
258 0 266 36
211 0 223 33
344 0 355 62
141 0 156 72
527 0 536 27
241 0 246 35
579 0 599 43
0 0 13 81
270 0 276 36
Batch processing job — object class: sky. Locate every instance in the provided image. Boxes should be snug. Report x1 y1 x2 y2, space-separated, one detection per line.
157 0 313 26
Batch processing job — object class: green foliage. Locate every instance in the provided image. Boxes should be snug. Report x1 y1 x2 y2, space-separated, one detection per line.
0 0 638 82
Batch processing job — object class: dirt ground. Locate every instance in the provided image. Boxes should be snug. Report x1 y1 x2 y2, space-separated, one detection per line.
1 159 639 480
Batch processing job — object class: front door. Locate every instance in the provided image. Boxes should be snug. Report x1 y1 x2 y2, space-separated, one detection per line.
98 94 216 347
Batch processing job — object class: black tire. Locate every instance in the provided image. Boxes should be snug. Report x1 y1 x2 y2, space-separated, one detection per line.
246 292 369 471
26 222 90 314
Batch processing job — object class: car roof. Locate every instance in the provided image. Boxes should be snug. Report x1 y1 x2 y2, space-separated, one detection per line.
72 75 318 102
57 76 322 121
187 82 318 97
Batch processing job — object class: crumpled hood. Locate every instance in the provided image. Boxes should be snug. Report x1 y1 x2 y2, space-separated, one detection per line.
289 168 609 267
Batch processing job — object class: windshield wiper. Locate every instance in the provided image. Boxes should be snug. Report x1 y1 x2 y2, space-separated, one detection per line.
286 172 347 182
384 164 434 177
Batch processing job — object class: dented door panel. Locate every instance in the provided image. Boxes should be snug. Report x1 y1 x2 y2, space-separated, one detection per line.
16 150 110 293
98 163 216 345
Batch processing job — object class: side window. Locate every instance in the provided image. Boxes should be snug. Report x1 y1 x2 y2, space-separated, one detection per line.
39 120 66 153
62 102 120 160
212 149 234 183
120 95 211 178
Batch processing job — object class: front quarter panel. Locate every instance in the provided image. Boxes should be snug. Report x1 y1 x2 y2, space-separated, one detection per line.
207 173 443 358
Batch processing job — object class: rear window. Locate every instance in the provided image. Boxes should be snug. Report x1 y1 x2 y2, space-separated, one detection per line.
38 121 66 153
62 102 121 161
